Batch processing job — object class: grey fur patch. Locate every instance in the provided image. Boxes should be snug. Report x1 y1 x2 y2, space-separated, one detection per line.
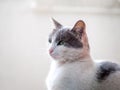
55 29 83 48
96 61 120 82
48 29 57 43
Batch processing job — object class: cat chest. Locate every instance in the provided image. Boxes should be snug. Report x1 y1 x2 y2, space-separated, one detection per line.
47 65 95 90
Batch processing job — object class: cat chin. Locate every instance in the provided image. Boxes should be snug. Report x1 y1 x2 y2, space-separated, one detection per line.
50 54 67 62
49 53 61 60
51 56 59 60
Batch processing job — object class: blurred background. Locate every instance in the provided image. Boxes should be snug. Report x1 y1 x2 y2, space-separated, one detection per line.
0 0 120 90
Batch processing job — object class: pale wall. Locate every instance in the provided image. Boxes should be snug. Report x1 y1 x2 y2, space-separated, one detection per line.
0 1 120 90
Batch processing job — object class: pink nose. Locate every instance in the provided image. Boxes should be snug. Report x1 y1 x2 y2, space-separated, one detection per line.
49 48 53 54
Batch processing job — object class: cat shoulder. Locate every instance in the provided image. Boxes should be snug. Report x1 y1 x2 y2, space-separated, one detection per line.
95 60 120 82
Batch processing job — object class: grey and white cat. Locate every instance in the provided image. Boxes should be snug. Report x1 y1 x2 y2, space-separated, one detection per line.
46 19 120 90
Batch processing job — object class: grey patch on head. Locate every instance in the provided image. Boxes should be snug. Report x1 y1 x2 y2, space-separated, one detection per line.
71 27 83 39
96 61 120 82
49 18 63 43
48 29 58 43
55 28 83 48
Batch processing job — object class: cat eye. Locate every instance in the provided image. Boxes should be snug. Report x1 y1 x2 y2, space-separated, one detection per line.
57 40 65 45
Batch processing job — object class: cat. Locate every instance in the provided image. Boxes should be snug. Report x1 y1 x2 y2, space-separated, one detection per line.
46 18 120 90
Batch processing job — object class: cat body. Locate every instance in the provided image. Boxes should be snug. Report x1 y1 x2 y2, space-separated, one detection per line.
46 58 97 90
46 19 120 90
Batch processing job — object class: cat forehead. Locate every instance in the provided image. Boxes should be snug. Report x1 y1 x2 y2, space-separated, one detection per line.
51 27 71 40
54 29 83 48
56 26 70 31
55 28 73 41
49 27 68 42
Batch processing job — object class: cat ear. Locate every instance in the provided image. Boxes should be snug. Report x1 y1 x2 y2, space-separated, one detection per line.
72 20 85 35
52 18 62 29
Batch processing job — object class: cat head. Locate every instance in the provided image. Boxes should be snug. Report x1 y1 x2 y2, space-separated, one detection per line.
48 18 90 62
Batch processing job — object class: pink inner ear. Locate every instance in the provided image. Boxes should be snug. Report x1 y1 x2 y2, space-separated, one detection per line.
71 28 84 36
75 20 85 26
72 20 85 33
76 27 84 33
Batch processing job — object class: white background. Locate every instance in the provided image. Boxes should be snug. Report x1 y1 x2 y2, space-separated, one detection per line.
0 0 120 90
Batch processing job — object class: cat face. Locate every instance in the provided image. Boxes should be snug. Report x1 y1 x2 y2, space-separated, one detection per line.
48 18 89 62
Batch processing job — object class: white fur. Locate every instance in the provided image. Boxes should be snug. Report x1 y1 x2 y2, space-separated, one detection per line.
46 57 97 90
46 58 120 90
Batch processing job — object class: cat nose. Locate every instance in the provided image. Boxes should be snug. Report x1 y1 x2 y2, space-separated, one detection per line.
49 48 54 54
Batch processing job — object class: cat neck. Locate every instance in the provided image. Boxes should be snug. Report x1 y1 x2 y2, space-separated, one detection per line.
54 54 93 66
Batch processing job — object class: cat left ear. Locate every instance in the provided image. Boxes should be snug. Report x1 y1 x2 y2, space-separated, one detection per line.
72 20 85 35
52 18 63 29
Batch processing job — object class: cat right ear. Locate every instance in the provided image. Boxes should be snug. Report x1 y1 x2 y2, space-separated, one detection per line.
72 20 86 35
52 18 63 29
